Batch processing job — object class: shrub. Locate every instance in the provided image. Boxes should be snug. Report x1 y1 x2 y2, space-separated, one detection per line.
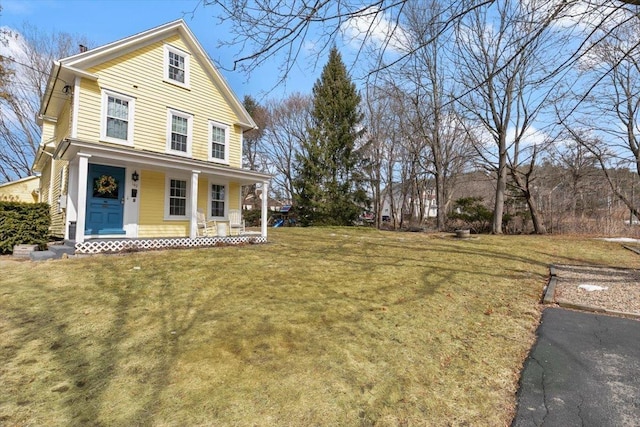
243 208 262 227
448 197 493 233
0 202 51 254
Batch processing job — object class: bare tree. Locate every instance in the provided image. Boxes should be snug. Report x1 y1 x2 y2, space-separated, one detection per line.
559 12 640 221
388 1 473 230
262 93 313 201
0 24 89 182
454 0 571 234
360 84 396 228
202 0 497 83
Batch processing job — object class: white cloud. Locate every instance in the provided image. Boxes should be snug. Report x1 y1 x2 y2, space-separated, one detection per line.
506 125 547 148
339 6 408 54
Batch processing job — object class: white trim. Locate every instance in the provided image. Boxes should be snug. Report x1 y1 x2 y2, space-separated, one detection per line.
240 130 244 166
0 175 39 188
123 166 140 238
57 138 272 183
71 76 81 138
261 181 269 238
48 160 55 206
75 153 91 243
163 44 190 89
164 173 191 220
100 89 135 146
207 179 229 220
208 120 230 164
75 235 266 254
166 109 193 157
189 170 200 239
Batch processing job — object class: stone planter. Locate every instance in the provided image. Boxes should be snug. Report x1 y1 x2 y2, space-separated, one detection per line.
455 229 470 239
13 244 38 258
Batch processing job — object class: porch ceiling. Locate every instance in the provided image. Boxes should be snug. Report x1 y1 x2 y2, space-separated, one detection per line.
56 138 271 185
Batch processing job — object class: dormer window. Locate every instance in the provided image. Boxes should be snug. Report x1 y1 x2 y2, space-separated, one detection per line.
164 44 190 88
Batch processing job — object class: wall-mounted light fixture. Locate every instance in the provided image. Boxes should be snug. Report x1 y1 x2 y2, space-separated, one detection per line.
62 85 72 94
132 171 139 182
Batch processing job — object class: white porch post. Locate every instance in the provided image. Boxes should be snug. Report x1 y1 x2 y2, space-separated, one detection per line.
189 170 200 238
75 153 91 243
261 180 269 238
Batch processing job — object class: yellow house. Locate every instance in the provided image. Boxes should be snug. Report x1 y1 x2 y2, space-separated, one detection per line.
32 20 270 253
0 176 40 203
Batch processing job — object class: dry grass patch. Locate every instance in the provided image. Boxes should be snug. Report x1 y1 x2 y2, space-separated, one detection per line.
1 228 638 426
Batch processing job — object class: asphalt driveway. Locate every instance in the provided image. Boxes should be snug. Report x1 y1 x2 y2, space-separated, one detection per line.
512 307 640 426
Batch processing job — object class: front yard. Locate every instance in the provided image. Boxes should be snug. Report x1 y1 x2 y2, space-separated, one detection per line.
1 228 637 426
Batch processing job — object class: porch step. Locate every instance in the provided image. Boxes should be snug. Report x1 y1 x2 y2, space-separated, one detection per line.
30 250 57 261
29 243 76 261
49 244 76 258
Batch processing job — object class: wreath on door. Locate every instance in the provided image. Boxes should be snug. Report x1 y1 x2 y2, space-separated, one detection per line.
94 175 118 195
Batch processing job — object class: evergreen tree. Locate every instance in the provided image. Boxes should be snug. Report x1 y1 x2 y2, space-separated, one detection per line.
294 46 368 226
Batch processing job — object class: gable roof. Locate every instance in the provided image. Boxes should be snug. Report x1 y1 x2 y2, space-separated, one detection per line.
38 19 256 129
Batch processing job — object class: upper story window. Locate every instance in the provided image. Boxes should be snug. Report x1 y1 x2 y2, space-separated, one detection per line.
101 90 135 145
208 120 230 164
164 44 190 88
166 109 193 157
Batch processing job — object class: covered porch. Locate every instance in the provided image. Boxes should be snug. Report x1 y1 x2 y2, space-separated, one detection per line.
55 138 271 250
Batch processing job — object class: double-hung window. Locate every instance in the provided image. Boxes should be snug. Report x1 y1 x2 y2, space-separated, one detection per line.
167 109 193 156
210 183 226 218
101 90 135 145
164 44 190 88
208 121 229 164
166 177 189 219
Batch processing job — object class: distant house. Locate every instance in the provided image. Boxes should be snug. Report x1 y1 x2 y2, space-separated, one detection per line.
380 183 437 224
32 20 271 253
0 176 40 203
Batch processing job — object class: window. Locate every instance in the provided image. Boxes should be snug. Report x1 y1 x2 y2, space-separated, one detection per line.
210 183 226 218
164 44 190 88
208 121 230 163
168 178 188 217
169 51 185 83
166 109 193 156
101 90 135 144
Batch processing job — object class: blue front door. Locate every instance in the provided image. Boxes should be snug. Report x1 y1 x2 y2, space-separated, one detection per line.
85 164 126 235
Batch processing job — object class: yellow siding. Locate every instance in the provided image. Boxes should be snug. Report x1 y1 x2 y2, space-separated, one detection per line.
197 177 208 213
229 182 241 210
40 163 51 206
49 159 68 237
41 121 55 144
56 98 71 141
75 34 244 167
75 78 101 142
0 177 39 203
137 169 189 237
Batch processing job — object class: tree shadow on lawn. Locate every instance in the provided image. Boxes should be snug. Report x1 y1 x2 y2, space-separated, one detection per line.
0 259 206 426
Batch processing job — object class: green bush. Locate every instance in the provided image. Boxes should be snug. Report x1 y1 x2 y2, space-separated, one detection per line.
0 202 51 254
448 197 493 233
243 208 262 227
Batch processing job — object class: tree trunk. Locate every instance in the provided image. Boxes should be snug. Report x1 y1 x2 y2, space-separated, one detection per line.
492 156 507 234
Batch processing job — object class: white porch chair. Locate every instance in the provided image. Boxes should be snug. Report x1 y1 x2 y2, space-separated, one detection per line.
228 209 245 236
196 209 217 237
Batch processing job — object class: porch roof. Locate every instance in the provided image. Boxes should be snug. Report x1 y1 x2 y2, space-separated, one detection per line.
55 138 271 185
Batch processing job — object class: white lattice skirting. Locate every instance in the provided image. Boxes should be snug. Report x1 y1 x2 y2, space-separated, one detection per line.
75 235 267 254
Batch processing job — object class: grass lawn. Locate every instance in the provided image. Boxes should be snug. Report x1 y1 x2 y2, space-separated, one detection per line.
1 228 638 426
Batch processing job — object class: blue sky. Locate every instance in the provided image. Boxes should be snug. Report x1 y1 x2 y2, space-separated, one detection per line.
0 0 324 101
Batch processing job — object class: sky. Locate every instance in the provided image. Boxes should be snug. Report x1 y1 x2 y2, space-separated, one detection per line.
0 0 324 101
